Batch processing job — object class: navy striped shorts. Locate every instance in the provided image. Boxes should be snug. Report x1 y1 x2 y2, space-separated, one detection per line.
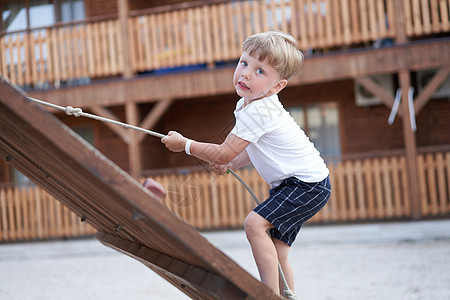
253 176 331 246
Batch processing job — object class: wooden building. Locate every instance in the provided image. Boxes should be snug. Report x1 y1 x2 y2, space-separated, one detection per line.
1 0 450 241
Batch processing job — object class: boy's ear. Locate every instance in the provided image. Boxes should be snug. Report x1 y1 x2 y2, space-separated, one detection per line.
271 79 288 94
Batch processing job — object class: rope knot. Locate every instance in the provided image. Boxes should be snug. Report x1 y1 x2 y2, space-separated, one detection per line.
65 106 83 117
283 288 297 300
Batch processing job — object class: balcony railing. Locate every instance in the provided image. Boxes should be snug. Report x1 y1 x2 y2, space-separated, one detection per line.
1 150 449 242
1 0 449 88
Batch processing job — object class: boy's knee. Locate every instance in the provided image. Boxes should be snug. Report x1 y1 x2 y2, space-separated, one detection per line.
244 212 269 238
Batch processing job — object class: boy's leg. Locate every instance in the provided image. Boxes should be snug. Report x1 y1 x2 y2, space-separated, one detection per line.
244 211 279 293
273 238 295 294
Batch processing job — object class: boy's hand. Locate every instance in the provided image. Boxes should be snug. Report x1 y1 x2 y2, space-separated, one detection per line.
161 131 187 152
209 162 229 175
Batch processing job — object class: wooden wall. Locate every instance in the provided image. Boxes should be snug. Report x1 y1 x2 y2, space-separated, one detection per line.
84 0 117 17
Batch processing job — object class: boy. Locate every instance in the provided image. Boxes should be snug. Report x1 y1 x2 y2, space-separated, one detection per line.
162 31 331 297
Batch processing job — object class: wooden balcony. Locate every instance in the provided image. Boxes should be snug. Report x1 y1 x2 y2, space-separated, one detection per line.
1 149 449 242
1 0 449 89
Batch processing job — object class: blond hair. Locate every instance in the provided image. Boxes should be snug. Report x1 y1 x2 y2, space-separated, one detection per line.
242 31 304 80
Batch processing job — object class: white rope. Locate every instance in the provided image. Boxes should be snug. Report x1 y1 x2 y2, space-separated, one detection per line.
26 96 166 139
28 96 296 299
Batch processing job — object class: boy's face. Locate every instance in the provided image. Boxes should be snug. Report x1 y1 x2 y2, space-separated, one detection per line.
233 51 287 104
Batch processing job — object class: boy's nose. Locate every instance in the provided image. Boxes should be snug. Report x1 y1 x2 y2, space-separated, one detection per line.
242 70 250 79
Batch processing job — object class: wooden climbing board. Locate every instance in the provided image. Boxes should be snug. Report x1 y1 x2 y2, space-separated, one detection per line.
0 76 280 299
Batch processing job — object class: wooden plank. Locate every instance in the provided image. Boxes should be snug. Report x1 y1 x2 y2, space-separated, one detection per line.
399 70 421 219
354 160 366 219
399 156 411 216
326 164 338 221
137 99 172 143
89 106 130 144
412 0 422 35
173 11 182 67
349 0 360 43
414 67 450 114
417 155 428 215
324 0 333 47
85 24 95 77
149 14 159 69
16 35 24 86
435 153 447 214
279 0 287 33
335 163 347 220
426 154 439 214
345 161 357 219
421 0 432 34
376 0 387 37
97 232 248 300
430 0 440 32
446 153 450 211
381 158 393 217
386 0 396 38
289 0 298 39
391 157 403 217
7 188 15 240
341 0 351 44
359 0 369 42
333 0 343 45
373 159 384 218
118 0 132 78
368 0 377 40
355 76 395 110
306 0 315 47
440 0 450 31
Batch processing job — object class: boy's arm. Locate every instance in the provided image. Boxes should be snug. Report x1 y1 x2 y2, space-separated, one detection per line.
209 149 251 175
162 131 249 165
228 149 251 170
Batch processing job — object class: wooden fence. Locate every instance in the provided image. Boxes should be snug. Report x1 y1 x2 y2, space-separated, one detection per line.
1 151 449 242
1 0 449 87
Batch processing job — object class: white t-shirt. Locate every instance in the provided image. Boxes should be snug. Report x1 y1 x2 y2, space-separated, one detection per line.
230 94 329 187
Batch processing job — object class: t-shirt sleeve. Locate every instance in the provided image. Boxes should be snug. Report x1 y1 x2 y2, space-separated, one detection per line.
230 102 269 143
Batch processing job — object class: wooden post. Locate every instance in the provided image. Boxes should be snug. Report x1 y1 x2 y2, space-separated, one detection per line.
118 0 133 78
126 101 141 178
398 70 421 219
394 0 407 44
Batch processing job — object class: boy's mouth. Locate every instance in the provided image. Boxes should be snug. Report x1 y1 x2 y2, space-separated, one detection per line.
238 81 250 91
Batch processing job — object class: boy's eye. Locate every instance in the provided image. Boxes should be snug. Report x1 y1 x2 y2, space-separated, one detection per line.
241 61 248 67
256 69 264 75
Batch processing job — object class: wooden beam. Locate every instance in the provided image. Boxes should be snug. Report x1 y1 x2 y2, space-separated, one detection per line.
96 232 250 300
414 67 450 115
398 70 421 220
125 101 141 178
89 106 130 144
394 0 407 44
118 0 132 78
355 76 395 109
137 98 173 143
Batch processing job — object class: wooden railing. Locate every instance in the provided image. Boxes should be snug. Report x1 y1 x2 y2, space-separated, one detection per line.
1 0 449 87
1 151 449 242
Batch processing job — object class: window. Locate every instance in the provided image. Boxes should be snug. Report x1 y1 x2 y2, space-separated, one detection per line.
60 0 85 22
2 1 27 32
1 0 85 32
29 0 54 28
288 102 341 164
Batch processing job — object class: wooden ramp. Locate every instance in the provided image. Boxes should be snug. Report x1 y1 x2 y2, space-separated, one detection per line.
0 76 280 299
